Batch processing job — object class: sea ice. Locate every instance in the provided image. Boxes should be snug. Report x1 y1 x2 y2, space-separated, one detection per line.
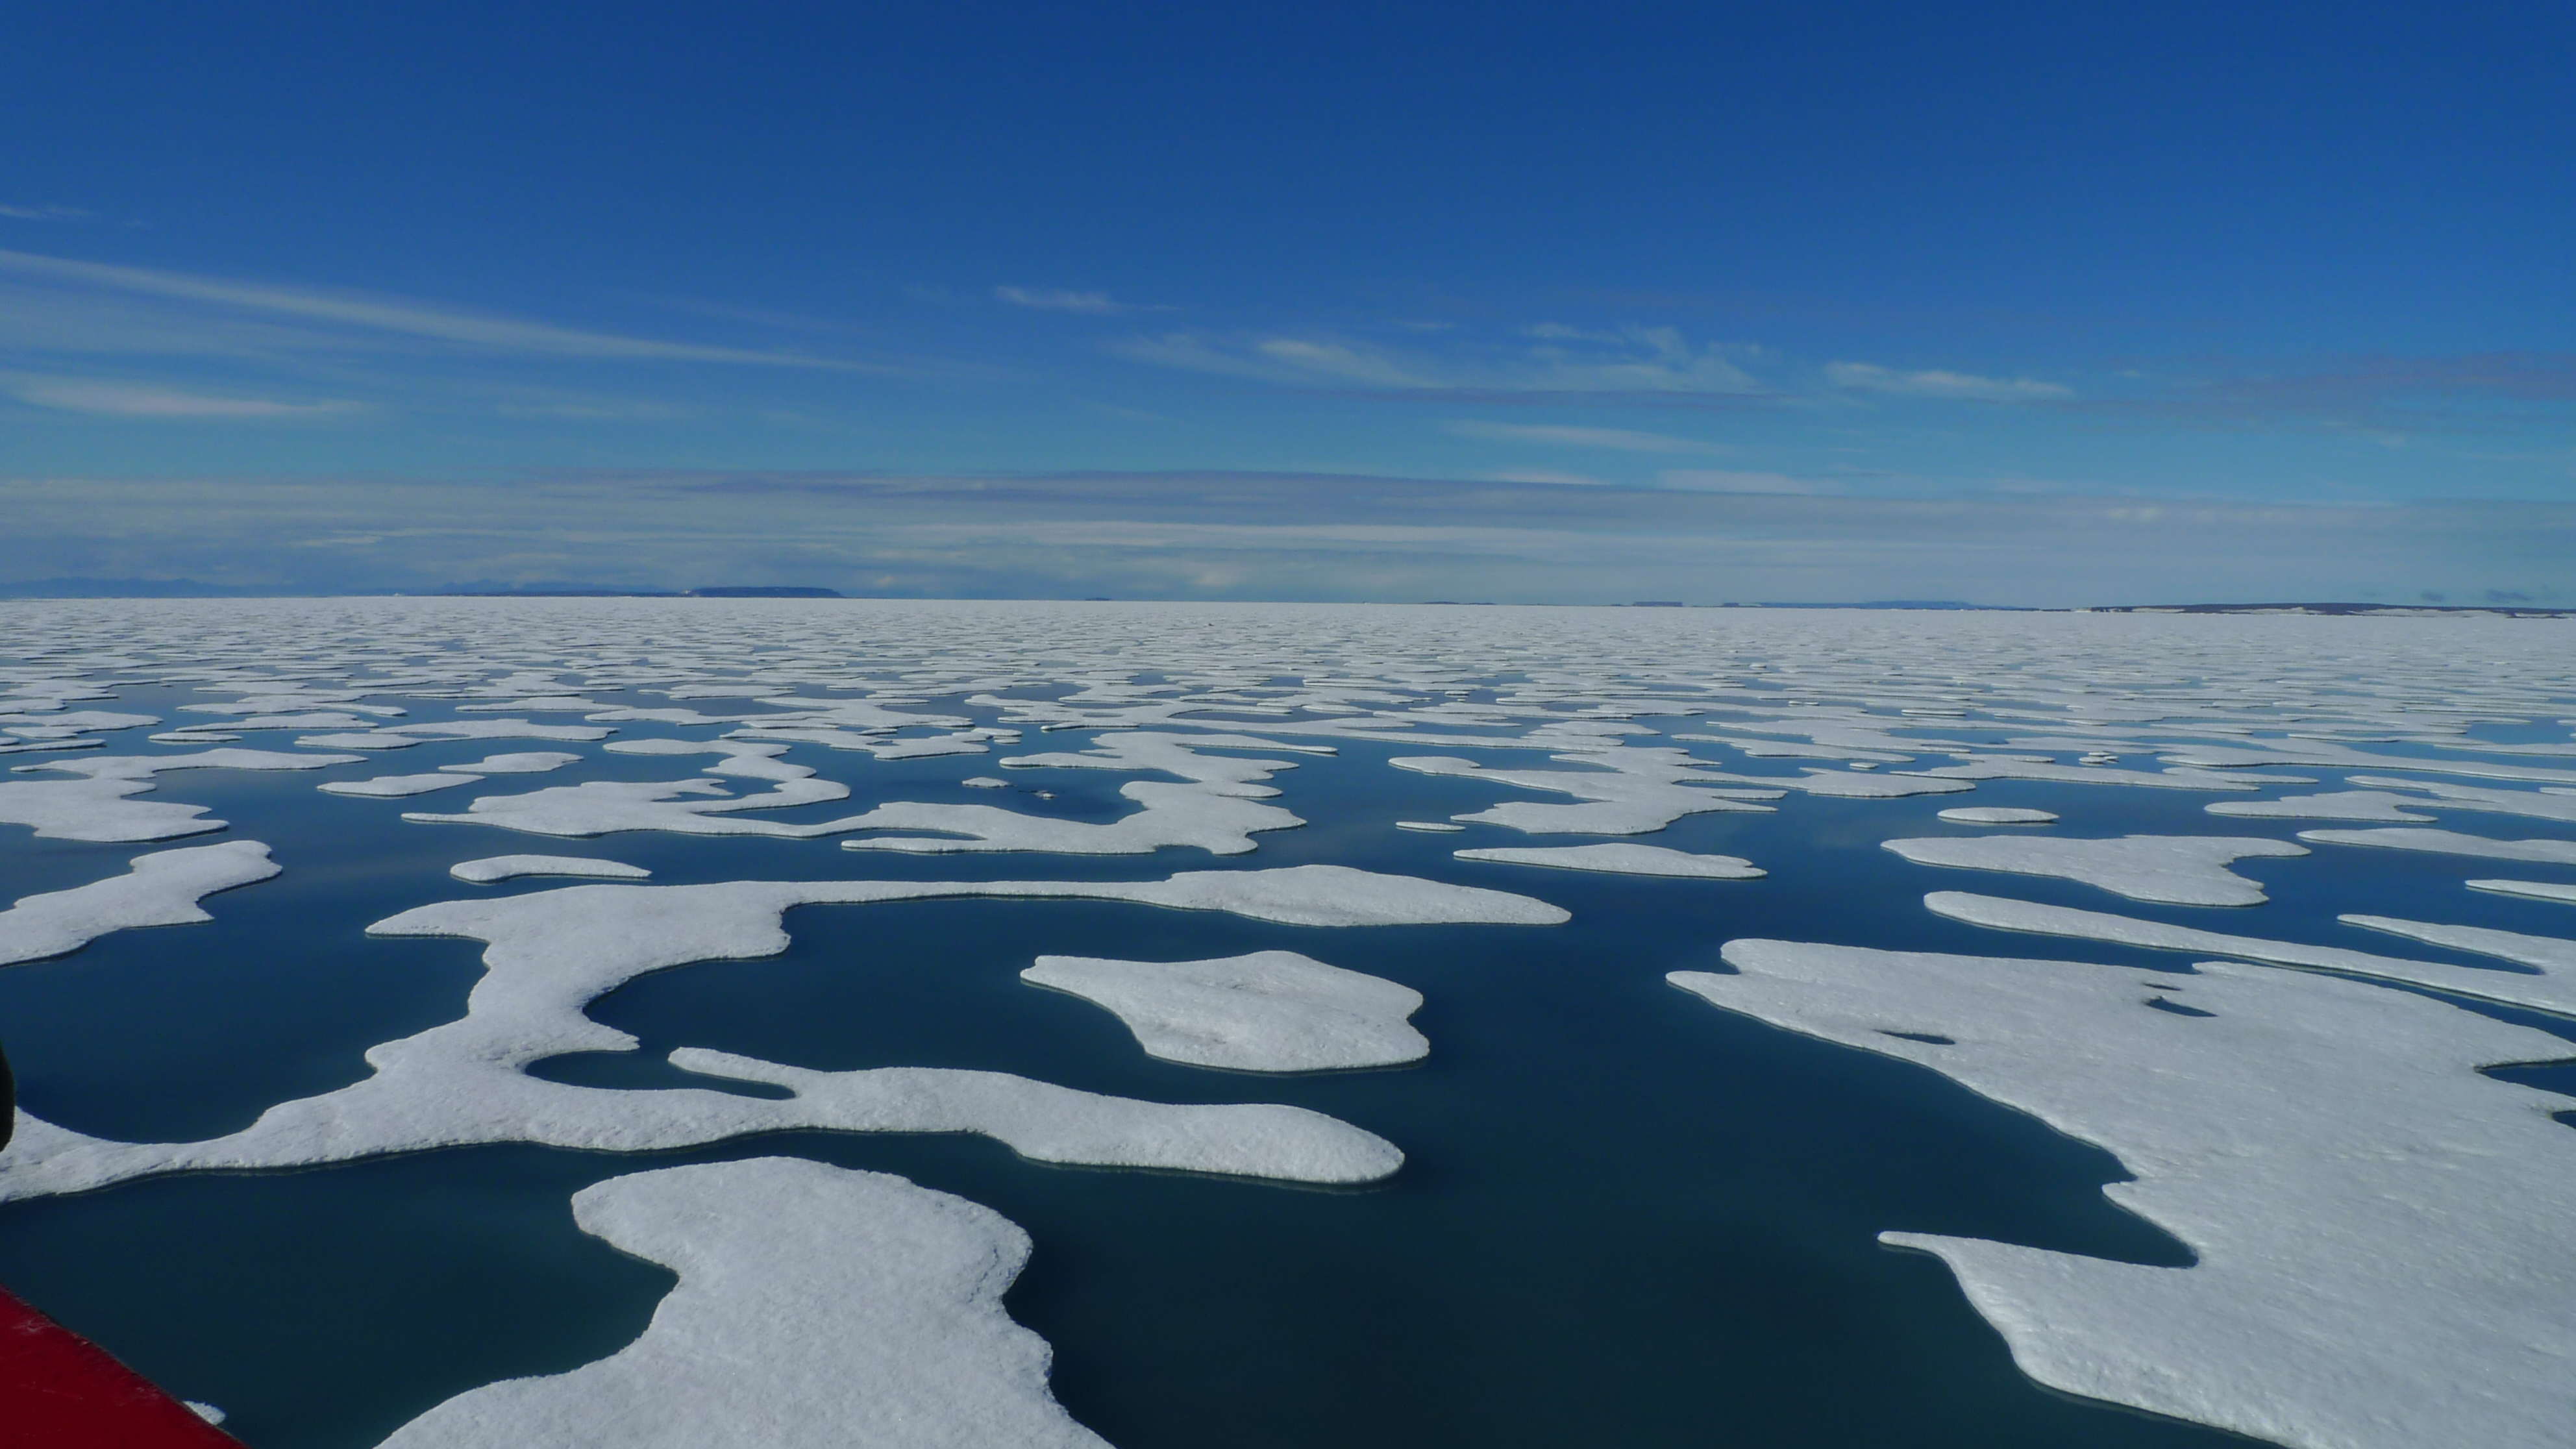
1023 950 1428 1071
0 841 279 966
1883 834 2309 907
1396 820 1465 832
1453 843 1763 879
1937 807 2057 824
1673 941 2576 1449
1924 891 2576 1017
443 752 582 774
3 749 364 841
2340 915 2576 973
449 856 652 884
2204 790 2436 822
2295 828 2576 865
377 1158 1107 1449
2468 880 2576 906
321 774 482 798
1390 748 1778 835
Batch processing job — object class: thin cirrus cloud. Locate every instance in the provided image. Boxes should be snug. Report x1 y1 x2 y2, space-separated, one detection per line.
1825 360 2072 401
991 285 1158 315
0 249 875 368
1444 419 1726 453
1657 468 1846 495
0 203 97 223
1109 323 1768 397
8 378 362 419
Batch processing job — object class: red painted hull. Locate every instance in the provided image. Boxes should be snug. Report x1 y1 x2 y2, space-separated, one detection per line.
0 1287 243 1448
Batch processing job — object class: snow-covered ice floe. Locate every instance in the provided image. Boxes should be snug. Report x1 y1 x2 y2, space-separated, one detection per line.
449 856 652 884
2469 879 2576 906
1936 807 2057 825
1882 834 2308 907
1396 820 1465 832
377 1158 1107 1449
2340 914 2576 973
1390 748 1779 835
2296 828 2576 865
0 865 1562 1201
1924 890 2576 1017
1024 950 1428 1071
1452 843 1763 879
321 773 483 798
0 841 279 966
1672 941 2576 1449
3 749 364 841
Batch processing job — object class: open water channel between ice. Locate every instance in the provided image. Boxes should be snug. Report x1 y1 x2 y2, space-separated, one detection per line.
2 599 2572 1449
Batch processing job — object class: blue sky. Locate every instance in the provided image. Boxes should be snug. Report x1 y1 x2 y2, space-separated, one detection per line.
4 3 2571 603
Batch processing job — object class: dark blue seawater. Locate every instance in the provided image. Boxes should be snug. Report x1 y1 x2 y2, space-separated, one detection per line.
2 691 2570 1448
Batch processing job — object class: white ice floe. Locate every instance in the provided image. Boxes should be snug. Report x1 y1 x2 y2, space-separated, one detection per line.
963 777 1008 788
303 719 613 749
449 856 652 884
0 841 279 966
443 752 582 774
0 864 1560 1201
2296 828 2576 865
1396 820 1465 832
2205 789 2437 822
1924 890 2576 1017
1937 807 2057 824
3 749 364 841
1673 941 2576 1449
2340 915 2576 973
2340 774 2576 824
1883 835 2309 907
1901 758 2274 791
377 1158 1107 1449
321 773 483 798
1701 767 1972 799
1391 747 1778 835
1453 843 1763 879
1024 950 1427 1071
2469 879 2576 906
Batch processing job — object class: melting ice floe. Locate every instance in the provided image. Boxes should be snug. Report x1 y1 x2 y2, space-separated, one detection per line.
1924 890 2576 1017
1936 807 2056 824
0 866 1561 1199
3 749 364 841
323 773 483 797
1672 941 2576 1449
377 1158 1107 1449
2470 879 2576 906
2296 827 2576 865
1452 843 1763 879
1881 834 2308 907
449 856 652 884
1024 950 1428 1071
1390 749 1780 834
0 841 279 966
2340 915 2576 973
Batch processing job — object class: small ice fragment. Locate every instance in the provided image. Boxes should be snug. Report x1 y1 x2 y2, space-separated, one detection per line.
1396 821 1465 832
185 1402 225 1425
1938 807 2057 824
322 774 483 798
1454 843 1763 879
451 856 653 884
963 777 1008 788
442 752 581 774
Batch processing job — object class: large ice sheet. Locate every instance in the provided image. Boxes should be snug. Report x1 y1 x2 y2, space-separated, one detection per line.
1453 843 1763 879
0 841 279 966
1882 834 2309 906
1924 890 2576 1016
1024 950 1427 1071
1673 941 2576 1449
378 1158 1105 1449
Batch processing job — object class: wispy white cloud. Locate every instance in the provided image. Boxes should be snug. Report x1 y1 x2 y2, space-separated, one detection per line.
1446 420 1725 453
1110 323 1767 396
994 285 1160 315
0 204 96 223
1658 468 1846 495
8 378 362 419
1484 469 1610 486
0 249 873 368
1826 361 2071 401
